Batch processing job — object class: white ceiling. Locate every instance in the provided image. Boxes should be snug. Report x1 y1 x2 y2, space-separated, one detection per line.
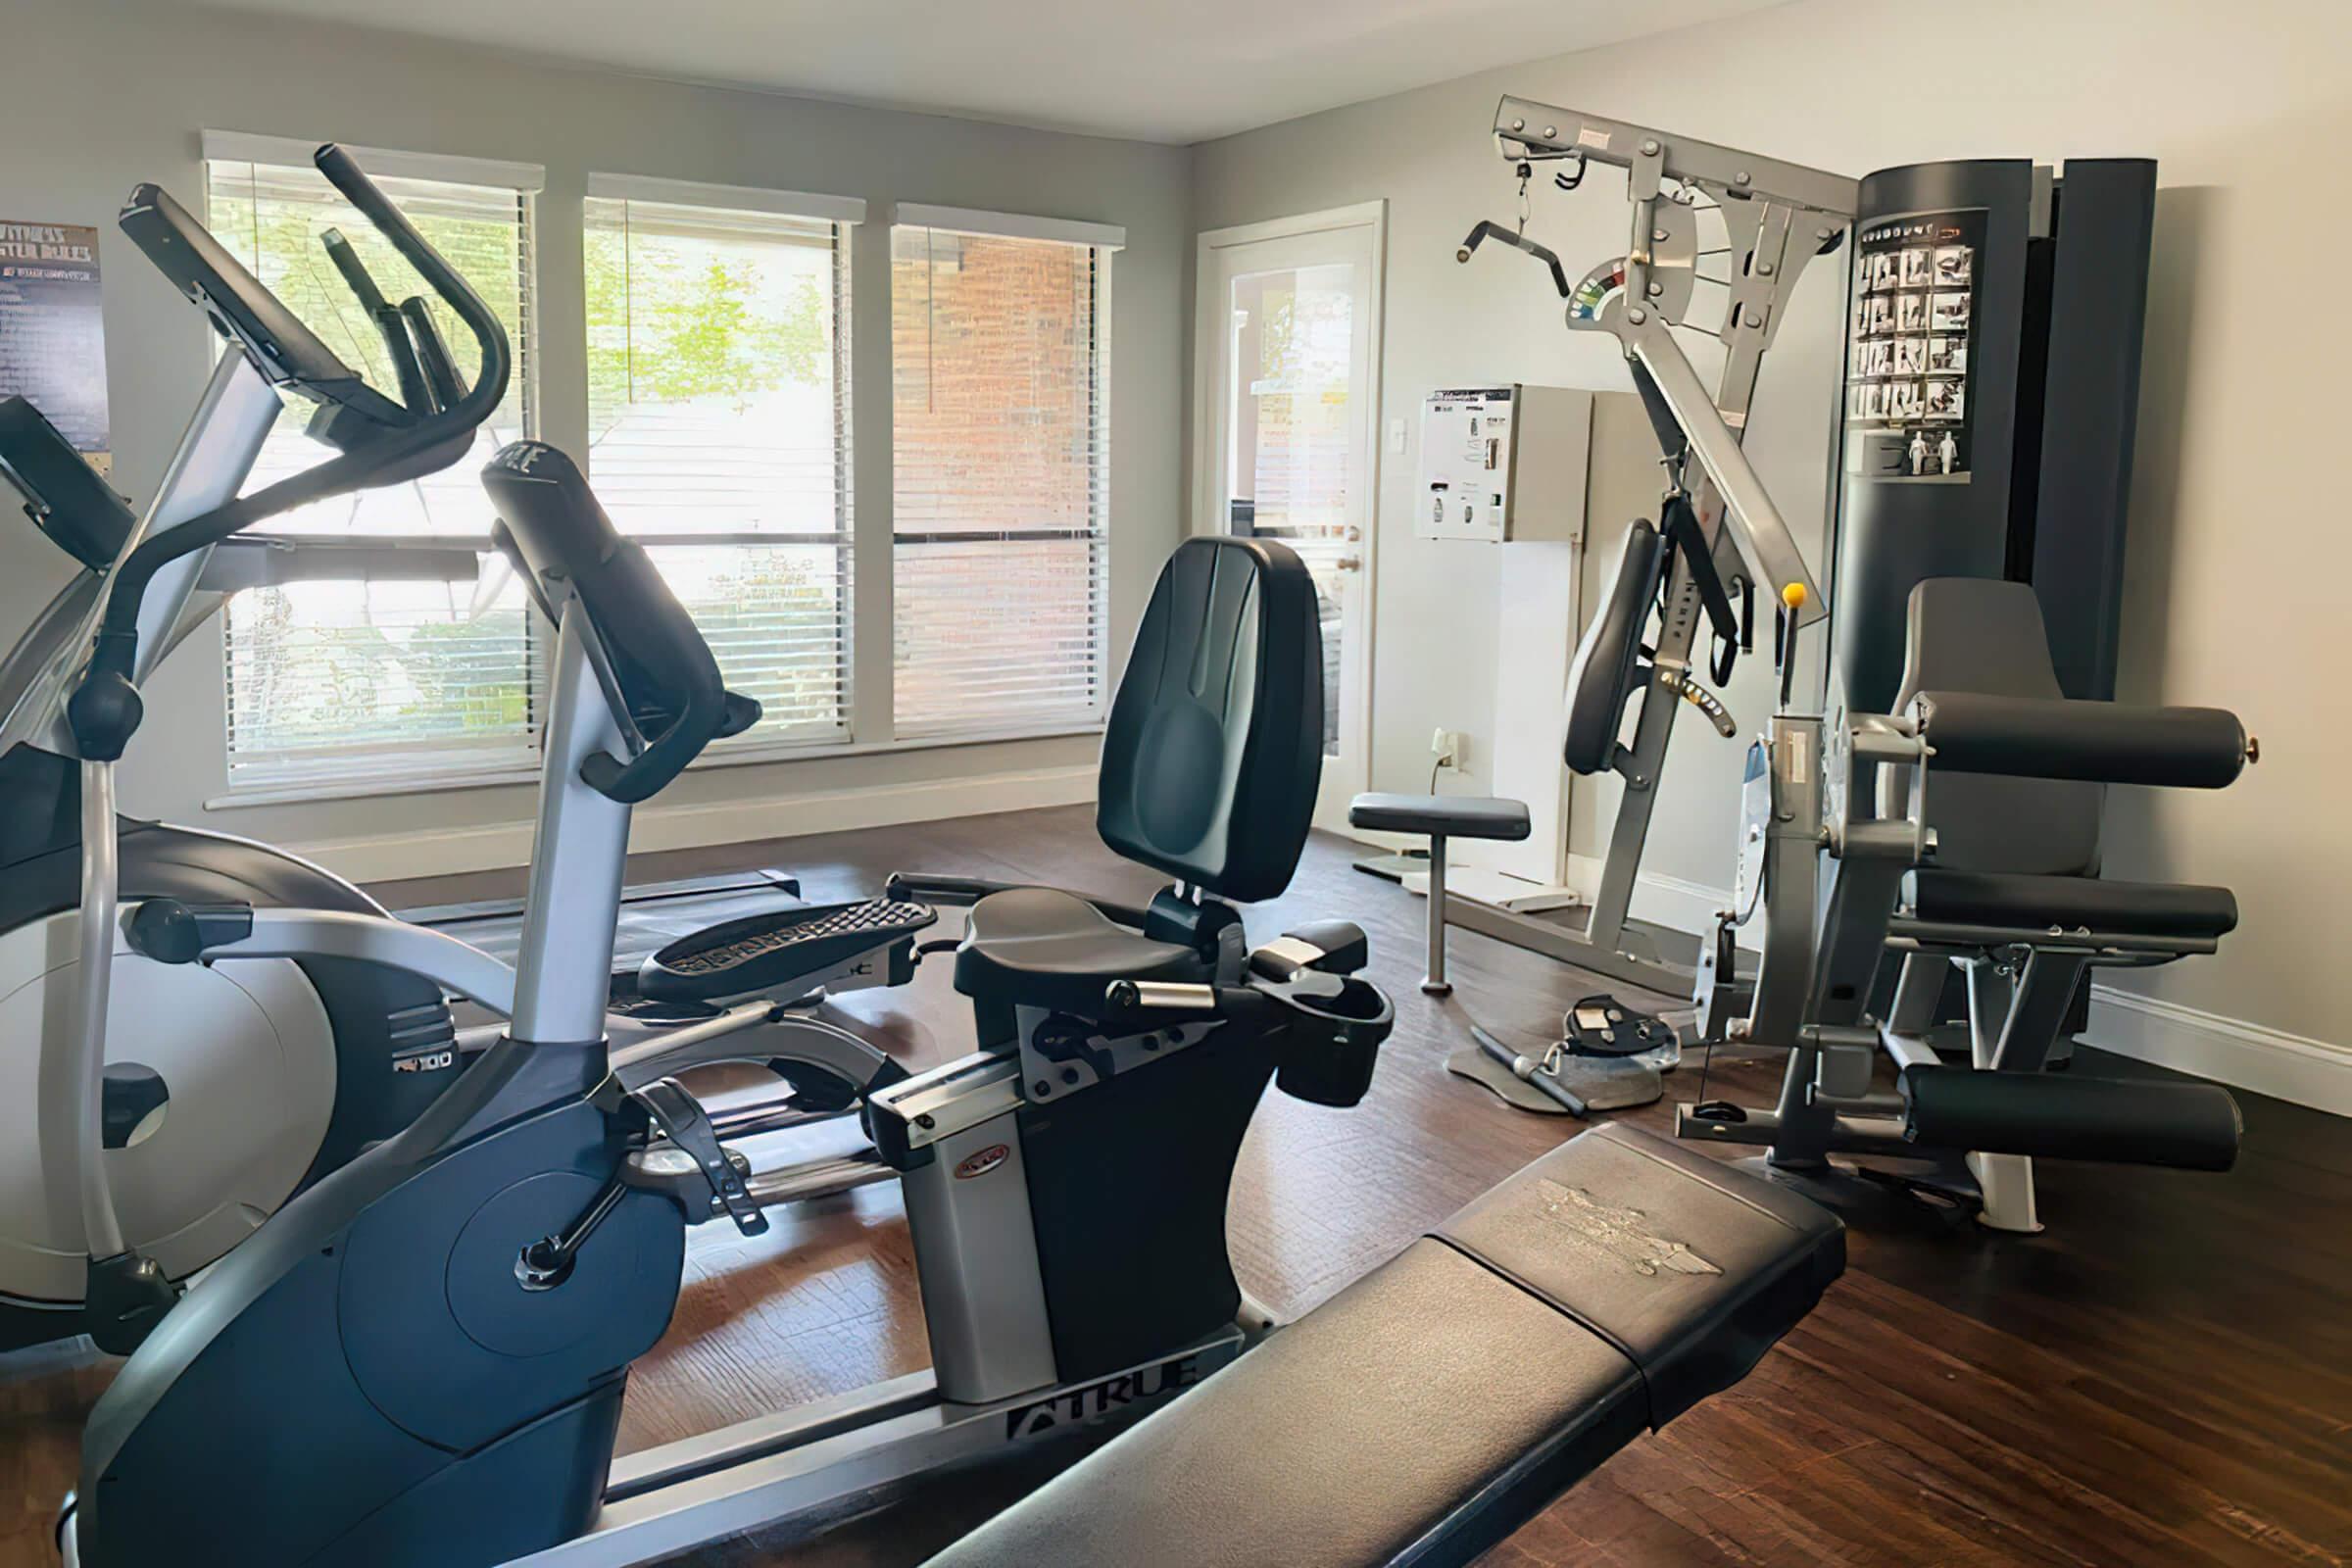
181 0 1785 144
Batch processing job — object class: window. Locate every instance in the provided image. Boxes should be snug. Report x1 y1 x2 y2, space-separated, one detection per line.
203 132 540 788
583 176 858 750
891 207 1118 738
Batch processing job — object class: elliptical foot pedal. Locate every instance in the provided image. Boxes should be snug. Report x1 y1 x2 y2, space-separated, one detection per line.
640 897 938 1004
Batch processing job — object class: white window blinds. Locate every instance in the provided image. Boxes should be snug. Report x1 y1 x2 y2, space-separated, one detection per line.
891 214 1114 738
583 179 856 749
204 137 539 787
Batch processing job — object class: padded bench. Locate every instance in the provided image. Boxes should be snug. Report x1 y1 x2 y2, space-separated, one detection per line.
926 1123 1843 1568
1348 792 1531 995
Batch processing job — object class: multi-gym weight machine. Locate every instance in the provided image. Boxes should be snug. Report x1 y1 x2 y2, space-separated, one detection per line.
1391 100 2196 982
1362 98 1845 1003
1353 99 1849 1111
1671 154 2254 1230
1399 98 2253 1228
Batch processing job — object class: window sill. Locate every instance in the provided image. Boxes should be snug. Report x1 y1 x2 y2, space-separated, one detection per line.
204 721 1106 811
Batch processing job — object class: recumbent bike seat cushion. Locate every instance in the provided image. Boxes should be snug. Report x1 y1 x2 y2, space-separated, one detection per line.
927 1124 1843 1568
953 888 1209 1018
956 537 1322 1016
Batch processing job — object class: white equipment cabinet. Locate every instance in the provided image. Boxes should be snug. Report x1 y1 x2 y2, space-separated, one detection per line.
1414 385 1594 544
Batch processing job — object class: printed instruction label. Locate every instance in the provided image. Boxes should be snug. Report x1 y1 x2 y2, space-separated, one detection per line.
1842 208 1982 482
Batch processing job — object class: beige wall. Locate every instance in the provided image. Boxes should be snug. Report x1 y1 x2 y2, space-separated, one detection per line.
0 0 1188 863
1190 0 2352 1064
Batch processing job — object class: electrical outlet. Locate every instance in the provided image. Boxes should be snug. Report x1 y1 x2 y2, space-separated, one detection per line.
1430 728 1463 768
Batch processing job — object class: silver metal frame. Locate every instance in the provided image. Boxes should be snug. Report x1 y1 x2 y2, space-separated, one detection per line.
191 906 523 1014
1677 710 1924 1163
512 611 634 1044
1442 100 1858 995
1676 706 2215 1233
47 354 287 1269
67 762 127 1257
0 356 281 760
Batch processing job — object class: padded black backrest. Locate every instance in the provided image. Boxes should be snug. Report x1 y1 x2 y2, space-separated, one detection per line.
1891 577 2102 875
1563 518 1665 775
1096 537 1321 903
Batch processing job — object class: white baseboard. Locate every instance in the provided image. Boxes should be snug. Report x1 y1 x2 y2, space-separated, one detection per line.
1566 852 1603 902
2085 985 2352 1117
1633 870 1734 934
292 763 1099 885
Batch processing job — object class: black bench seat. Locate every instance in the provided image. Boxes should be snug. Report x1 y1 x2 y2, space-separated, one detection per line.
926 1124 1843 1568
1347 793 1532 841
1346 793 1532 995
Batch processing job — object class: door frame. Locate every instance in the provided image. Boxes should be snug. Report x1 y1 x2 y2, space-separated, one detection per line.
1191 201 1388 823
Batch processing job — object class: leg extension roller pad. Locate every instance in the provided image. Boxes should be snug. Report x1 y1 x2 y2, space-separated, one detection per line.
1901 1065 2241 1171
926 1124 1843 1568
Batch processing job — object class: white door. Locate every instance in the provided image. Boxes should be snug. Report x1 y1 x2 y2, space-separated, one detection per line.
1196 206 1384 827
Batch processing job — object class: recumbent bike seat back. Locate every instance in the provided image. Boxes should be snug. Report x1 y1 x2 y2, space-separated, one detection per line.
1096 532 1323 900
955 535 1325 1026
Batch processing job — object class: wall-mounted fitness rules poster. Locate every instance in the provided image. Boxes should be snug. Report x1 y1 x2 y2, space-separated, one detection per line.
1842 208 1980 482
0 220 110 474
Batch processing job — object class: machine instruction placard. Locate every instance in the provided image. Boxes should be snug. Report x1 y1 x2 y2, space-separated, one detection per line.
1417 387 1516 542
0 219 109 472
1843 208 1981 482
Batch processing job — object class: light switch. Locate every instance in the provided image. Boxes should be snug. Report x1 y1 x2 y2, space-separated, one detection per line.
1387 417 1406 455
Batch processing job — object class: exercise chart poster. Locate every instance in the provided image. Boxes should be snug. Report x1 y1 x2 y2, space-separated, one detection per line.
1843 208 1981 482
0 220 110 474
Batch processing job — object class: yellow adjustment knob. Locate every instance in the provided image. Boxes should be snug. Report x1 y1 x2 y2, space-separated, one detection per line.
1781 581 1808 612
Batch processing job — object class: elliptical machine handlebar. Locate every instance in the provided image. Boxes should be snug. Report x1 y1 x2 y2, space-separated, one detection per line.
68 144 511 761
318 227 434 414
313 144 510 430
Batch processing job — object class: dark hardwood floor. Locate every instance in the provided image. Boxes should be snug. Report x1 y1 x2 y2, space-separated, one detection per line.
4 803 2346 1566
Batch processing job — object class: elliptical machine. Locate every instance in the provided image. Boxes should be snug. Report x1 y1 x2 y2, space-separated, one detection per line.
0 372 526 1355
0 169 511 1353
5 153 915 1356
